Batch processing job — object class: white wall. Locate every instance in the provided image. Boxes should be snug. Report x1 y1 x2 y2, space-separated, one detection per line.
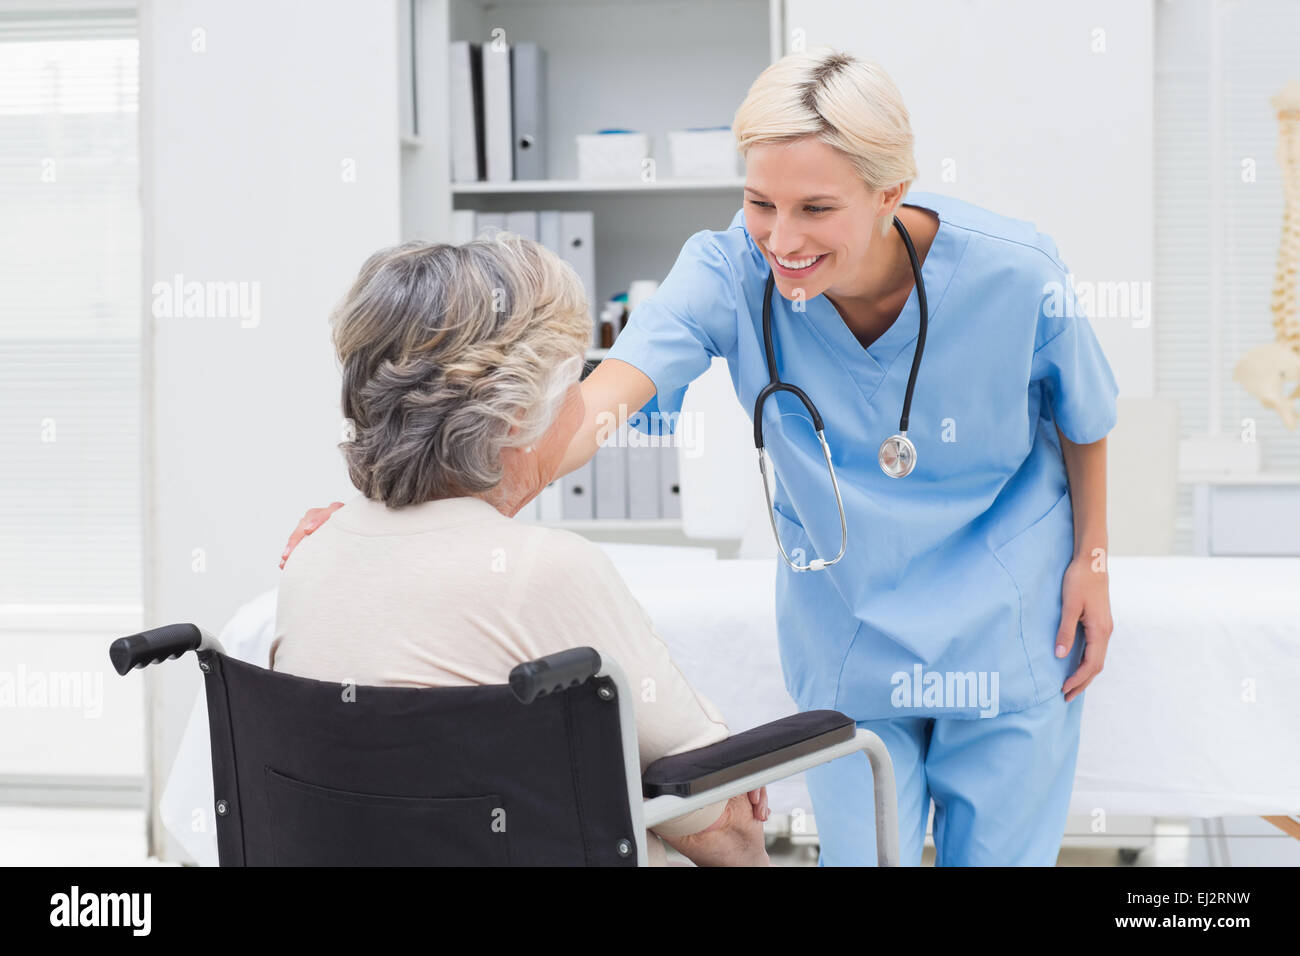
140 0 401 860
785 0 1155 399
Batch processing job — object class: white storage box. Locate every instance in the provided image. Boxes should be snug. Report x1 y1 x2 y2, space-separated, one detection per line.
1179 435 1261 475
576 131 650 181
668 127 739 178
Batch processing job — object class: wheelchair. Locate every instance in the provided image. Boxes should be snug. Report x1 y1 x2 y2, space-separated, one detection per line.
110 623 899 866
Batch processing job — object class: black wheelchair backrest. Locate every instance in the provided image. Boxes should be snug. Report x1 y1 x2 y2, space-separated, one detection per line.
196 650 639 866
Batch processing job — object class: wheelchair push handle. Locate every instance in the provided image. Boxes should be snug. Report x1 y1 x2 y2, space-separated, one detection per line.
508 647 603 704
109 623 204 675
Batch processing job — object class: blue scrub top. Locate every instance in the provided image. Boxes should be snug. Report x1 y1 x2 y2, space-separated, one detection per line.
606 190 1120 721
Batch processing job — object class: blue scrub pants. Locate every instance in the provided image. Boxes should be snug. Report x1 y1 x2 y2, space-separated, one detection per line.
803 690 1085 866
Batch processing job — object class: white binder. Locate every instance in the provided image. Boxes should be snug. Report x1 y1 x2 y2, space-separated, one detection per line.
475 212 506 237
561 460 594 519
538 210 561 254
481 42 513 182
659 442 681 519
558 211 596 331
449 41 484 182
451 209 476 243
627 431 661 519
511 43 547 181
593 430 628 520
505 210 538 241
536 479 564 521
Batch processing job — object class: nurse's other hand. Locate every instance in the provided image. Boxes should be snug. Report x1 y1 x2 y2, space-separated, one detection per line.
1057 555 1113 703
747 786 771 822
279 502 344 569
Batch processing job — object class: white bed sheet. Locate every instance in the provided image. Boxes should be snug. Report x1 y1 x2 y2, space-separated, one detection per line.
1070 556 1300 817
161 550 1300 864
615 552 1300 819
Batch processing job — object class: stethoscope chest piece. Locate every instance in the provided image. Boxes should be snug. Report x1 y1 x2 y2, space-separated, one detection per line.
878 433 917 478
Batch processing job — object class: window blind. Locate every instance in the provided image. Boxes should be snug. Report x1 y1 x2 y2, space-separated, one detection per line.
1155 0 1300 554
0 16 141 629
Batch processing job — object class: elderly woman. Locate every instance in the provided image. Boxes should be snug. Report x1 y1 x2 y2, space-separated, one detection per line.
272 235 769 867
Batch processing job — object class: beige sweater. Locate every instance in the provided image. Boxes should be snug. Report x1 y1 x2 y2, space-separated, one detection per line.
271 493 730 862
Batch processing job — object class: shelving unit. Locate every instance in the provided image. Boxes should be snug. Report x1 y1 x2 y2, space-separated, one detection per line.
452 177 746 195
545 518 683 532
401 0 777 542
403 0 773 301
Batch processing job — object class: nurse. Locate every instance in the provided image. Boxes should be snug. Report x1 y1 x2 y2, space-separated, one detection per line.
563 47 1119 865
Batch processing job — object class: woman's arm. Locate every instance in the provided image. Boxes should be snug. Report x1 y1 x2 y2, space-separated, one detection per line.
280 359 656 566
554 358 657 480
658 792 771 866
529 528 769 865
1054 430 1114 702
1061 431 1109 561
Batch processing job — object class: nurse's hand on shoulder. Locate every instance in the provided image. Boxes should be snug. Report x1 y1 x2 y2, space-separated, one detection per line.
279 502 344 569
1056 555 1114 703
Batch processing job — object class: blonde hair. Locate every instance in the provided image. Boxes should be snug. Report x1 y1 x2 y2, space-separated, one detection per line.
732 47 919 237
331 234 590 507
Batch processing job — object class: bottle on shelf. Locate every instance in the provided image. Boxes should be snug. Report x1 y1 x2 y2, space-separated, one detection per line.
612 292 629 333
598 298 623 348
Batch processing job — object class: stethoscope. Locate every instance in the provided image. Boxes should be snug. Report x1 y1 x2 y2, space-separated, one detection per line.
753 215 929 572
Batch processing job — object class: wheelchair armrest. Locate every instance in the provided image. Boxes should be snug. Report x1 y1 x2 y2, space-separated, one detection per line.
508 646 603 704
642 710 855 797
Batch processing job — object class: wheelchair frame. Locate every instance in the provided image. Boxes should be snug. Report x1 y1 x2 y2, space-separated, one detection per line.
111 623 900 866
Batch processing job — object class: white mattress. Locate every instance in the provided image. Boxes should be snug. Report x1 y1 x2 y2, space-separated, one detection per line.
1069 556 1300 817
161 549 1300 864
611 550 1300 819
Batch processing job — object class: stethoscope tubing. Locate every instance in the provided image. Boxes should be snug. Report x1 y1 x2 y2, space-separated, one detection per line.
753 214 929 570
755 215 928 447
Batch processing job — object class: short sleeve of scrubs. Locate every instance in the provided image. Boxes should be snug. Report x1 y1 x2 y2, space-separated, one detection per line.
604 231 740 435
1031 268 1120 444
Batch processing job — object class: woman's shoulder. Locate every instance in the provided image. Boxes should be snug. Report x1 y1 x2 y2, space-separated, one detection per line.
518 523 629 592
513 523 652 633
663 208 766 285
912 190 1073 279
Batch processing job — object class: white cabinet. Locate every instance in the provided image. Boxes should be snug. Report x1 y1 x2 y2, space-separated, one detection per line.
1187 477 1300 556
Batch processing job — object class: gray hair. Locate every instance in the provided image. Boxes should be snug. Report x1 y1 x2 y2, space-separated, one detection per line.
331 234 590 507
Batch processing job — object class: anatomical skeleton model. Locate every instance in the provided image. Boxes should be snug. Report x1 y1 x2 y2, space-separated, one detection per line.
1234 80 1300 429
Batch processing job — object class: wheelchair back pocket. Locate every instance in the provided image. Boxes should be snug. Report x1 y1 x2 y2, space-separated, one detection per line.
264 767 509 866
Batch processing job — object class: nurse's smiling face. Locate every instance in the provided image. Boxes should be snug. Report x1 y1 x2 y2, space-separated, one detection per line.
744 136 906 307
